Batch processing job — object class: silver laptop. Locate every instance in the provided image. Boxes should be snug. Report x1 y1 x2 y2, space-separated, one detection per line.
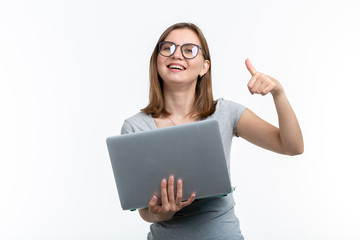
106 119 232 210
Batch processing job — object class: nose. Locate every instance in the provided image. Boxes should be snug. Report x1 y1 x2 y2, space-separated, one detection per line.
171 45 184 59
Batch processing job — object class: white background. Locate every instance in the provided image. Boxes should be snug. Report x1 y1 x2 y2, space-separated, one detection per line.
1 0 359 239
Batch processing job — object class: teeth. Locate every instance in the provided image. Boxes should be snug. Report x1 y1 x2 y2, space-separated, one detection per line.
169 65 184 70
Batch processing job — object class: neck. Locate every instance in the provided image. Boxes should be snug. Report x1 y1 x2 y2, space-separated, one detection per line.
163 82 197 120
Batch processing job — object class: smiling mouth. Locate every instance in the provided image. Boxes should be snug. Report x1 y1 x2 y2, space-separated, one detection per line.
167 64 186 70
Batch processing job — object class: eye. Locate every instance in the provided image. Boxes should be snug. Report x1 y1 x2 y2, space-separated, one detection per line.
191 47 198 55
160 42 174 51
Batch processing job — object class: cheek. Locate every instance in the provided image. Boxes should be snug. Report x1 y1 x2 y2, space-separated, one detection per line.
156 57 167 78
189 60 204 73
156 55 162 68
157 56 164 70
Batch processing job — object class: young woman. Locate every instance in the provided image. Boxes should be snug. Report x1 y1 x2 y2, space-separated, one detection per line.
121 22 303 240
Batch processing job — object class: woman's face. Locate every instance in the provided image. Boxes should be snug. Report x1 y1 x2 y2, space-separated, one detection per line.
157 28 210 86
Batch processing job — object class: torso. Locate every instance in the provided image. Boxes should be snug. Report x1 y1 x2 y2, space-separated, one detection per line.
121 98 247 240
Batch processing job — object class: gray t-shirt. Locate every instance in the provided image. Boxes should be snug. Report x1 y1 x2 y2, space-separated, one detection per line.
121 98 246 240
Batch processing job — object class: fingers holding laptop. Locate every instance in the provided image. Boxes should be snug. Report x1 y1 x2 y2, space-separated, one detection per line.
175 177 196 208
148 175 196 222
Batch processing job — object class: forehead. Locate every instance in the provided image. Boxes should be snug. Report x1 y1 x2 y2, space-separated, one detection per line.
164 28 201 45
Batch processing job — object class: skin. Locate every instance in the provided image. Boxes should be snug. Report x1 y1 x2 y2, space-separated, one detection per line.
139 28 304 223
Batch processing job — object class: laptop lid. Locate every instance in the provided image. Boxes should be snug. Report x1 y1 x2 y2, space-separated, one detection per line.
106 119 232 210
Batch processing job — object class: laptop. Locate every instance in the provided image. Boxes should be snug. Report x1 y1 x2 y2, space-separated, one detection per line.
106 119 232 210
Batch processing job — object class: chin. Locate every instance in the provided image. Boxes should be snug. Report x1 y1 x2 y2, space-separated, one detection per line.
163 77 196 85
163 79 185 84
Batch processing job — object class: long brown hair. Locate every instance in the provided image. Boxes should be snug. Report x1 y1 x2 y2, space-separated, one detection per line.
141 22 216 119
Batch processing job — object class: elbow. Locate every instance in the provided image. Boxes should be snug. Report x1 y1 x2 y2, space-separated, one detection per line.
287 143 304 156
289 149 304 156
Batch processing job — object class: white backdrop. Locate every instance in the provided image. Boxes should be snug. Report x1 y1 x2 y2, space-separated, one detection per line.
1 0 359 239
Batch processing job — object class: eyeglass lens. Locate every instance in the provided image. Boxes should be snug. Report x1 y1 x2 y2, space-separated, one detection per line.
159 42 199 59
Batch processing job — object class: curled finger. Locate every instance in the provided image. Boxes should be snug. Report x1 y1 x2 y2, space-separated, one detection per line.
257 82 269 94
148 195 160 213
261 84 273 95
248 73 263 94
247 75 257 90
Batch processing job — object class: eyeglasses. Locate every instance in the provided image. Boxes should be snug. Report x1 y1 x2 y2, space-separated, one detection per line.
158 41 202 59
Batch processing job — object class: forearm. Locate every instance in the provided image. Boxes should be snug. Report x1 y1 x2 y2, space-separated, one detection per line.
272 89 304 155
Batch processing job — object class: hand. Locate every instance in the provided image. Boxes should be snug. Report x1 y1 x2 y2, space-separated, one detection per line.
245 58 283 96
148 175 196 222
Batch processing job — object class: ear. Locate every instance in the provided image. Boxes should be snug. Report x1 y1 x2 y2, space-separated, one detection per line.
199 59 210 77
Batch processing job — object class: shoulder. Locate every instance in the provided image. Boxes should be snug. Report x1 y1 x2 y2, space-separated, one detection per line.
125 111 149 123
215 97 246 115
211 98 247 133
121 112 155 134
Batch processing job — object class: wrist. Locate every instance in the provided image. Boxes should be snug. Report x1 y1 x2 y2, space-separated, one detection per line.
150 210 174 222
271 85 285 98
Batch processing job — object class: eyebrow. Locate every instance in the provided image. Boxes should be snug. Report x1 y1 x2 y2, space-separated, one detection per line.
163 40 201 45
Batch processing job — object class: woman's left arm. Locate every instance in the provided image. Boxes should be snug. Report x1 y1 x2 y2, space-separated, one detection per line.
235 59 304 156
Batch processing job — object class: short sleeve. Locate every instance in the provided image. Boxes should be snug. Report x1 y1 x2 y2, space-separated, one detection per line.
121 120 135 135
213 98 246 138
227 100 246 133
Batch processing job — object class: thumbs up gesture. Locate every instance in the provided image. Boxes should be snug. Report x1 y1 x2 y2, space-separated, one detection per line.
245 58 283 96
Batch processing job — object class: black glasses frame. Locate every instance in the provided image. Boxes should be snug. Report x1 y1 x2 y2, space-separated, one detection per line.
158 41 202 59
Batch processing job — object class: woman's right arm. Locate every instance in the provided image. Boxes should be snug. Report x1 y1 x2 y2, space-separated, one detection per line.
138 176 196 223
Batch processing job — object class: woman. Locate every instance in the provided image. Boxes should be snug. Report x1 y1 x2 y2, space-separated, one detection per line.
121 22 303 240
